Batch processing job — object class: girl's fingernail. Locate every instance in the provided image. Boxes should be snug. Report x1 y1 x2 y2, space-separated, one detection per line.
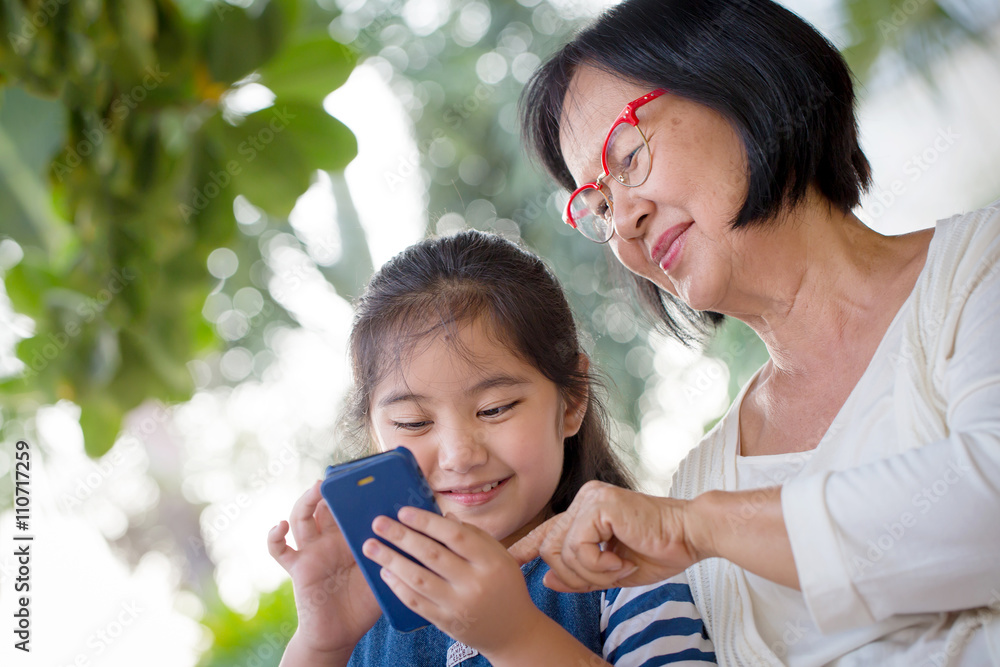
398 507 416 522
616 565 639 580
362 540 380 557
380 568 394 582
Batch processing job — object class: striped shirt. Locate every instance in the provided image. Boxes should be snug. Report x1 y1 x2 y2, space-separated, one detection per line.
602 574 717 666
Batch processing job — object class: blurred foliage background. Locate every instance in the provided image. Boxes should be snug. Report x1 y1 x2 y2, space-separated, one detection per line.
0 0 997 664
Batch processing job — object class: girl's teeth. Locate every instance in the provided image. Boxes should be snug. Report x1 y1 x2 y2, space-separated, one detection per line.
476 482 499 493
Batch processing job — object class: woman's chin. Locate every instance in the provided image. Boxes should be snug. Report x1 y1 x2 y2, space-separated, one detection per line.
673 283 721 314
646 266 721 313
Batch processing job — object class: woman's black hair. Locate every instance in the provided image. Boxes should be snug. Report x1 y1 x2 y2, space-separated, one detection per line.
341 230 634 514
520 0 872 342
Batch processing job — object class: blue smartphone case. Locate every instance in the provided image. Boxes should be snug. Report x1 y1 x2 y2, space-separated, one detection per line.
319 447 441 632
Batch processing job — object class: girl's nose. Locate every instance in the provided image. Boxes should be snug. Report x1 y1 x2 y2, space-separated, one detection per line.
437 427 488 473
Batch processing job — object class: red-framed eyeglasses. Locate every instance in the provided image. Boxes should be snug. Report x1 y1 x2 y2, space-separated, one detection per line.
564 88 667 243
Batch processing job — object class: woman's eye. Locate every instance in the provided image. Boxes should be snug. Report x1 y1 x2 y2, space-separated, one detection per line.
479 402 517 418
620 146 641 171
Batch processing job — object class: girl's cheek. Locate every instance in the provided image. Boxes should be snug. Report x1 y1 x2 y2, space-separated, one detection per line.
369 420 395 453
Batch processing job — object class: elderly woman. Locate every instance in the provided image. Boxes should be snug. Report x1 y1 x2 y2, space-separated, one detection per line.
512 0 1000 664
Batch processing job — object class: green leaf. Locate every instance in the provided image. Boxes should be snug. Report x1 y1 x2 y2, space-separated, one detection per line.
318 171 372 299
202 2 287 85
110 0 159 80
78 393 124 457
2 249 55 318
205 111 310 217
258 34 357 103
0 88 71 253
277 102 357 172
118 325 195 402
206 102 356 217
197 581 296 667
0 87 67 173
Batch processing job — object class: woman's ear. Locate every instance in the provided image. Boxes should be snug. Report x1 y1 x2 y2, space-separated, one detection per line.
561 354 590 438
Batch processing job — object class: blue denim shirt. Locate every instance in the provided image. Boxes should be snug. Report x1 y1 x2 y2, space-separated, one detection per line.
348 557 602 666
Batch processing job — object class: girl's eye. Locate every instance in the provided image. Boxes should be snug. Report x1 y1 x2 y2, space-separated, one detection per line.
479 401 518 418
392 420 431 431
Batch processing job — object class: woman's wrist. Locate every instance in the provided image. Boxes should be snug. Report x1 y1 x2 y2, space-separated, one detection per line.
682 490 726 561
684 487 800 589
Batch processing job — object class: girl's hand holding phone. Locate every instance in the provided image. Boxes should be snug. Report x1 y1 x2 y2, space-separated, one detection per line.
362 507 544 658
268 480 382 663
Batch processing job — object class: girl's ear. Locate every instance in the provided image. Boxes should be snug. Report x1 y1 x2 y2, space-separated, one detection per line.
561 354 590 438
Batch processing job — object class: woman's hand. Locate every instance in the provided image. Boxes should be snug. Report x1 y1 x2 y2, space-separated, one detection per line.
267 480 382 663
509 481 800 592
508 481 705 592
362 507 544 658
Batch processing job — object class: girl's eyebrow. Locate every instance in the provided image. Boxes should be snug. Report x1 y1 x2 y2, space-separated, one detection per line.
376 374 529 408
470 374 530 394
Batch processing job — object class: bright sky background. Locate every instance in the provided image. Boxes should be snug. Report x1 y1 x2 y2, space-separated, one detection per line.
1 2 998 665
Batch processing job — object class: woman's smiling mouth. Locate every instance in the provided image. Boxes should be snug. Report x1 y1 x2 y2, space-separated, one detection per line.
652 222 694 271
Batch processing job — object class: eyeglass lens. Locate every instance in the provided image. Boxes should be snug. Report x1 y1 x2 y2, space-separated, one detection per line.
568 123 650 241
605 123 650 186
568 187 613 242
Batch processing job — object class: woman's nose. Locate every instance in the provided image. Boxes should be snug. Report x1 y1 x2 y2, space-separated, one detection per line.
437 427 488 473
609 182 650 240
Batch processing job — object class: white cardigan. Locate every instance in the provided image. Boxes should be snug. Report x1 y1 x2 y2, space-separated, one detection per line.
671 204 1000 666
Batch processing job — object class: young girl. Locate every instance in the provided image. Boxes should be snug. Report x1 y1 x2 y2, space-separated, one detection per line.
268 230 716 666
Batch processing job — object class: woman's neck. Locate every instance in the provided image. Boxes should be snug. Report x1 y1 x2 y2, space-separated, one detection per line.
723 192 933 381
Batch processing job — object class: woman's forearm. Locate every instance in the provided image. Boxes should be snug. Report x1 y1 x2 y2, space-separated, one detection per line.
687 487 800 590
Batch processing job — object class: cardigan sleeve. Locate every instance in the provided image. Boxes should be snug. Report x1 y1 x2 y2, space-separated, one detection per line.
782 217 1000 635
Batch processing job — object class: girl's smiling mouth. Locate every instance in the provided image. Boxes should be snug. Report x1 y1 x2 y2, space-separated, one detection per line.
437 477 511 506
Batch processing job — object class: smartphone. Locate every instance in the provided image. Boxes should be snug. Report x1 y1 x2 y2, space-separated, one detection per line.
319 446 442 632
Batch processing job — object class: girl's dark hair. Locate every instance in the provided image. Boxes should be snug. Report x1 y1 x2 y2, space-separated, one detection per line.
520 0 872 342
342 230 634 513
